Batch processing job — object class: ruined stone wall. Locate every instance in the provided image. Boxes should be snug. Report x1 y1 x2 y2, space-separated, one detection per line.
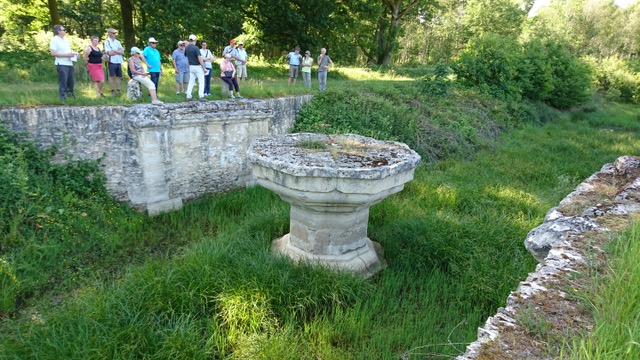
457 156 640 359
0 96 312 214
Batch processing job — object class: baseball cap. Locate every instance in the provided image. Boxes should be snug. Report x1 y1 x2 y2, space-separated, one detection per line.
238 41 244 45
189 34 197 41
177 40 185 45
295 46 300 51
148 37 157 43
130 47 141 54
305 50 310 54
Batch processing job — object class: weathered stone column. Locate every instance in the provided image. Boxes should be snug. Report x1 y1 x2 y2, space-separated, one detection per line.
248 133 421 276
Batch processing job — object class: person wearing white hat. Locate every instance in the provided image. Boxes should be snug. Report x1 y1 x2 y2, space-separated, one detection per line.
235 41 248 81
104 28 125 96
128 47 163 105
142 37 162 90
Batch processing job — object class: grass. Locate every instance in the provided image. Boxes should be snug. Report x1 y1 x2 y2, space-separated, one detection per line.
1 91 638 358
563 222 640 359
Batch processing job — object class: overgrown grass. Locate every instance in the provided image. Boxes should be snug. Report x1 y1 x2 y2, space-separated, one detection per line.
563 222 640 359
1 89 638 358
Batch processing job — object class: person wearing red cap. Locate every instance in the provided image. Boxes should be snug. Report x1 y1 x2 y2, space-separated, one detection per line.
222 39 238 61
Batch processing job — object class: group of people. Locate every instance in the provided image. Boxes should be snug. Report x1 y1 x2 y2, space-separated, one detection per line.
286 46 333 91
50 25 334 104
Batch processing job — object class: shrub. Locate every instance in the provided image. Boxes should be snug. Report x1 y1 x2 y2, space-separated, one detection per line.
453 34 525 101
453 34 594 109
544 42 593 109
587 56 640 104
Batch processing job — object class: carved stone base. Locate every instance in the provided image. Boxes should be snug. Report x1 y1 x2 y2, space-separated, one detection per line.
272 234 386 277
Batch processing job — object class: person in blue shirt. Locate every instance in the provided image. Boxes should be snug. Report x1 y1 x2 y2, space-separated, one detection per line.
142 37 162 90
286 46 302 86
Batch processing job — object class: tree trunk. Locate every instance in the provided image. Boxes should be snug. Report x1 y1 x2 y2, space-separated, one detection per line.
119 0 135 51
48 0 60 27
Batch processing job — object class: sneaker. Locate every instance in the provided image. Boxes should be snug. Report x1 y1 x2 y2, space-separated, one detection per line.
187 97 196 101
176 92 180 95
229 94 235 99
199 97 206 101
111 90 116 96
68 93 76 99
151 99 164 105
236 95 244 99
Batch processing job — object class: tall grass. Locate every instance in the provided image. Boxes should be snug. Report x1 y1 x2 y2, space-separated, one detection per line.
1 98 638 358
564 222 640 359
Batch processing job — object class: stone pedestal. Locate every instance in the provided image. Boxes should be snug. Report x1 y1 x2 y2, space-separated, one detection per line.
248 133 421 276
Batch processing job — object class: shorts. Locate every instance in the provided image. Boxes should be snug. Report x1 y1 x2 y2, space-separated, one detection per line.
175 72 190 83
87 62 104 82
288 65 299 78
108 62 123 77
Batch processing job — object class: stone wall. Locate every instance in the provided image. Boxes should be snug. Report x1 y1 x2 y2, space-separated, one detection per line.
0 96 312 214
457 155 640 359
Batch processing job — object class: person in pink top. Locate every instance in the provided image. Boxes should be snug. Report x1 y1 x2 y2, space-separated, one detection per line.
220 53 243 99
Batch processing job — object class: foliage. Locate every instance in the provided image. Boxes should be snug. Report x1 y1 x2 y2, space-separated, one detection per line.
453 34 594 109
586 56 640 104
453 33 525 101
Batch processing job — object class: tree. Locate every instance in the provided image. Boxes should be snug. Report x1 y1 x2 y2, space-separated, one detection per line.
363 0 427 65
48 0 60 26
119 0 135 51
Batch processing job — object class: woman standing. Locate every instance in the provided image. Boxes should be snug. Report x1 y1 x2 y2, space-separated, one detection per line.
128 47 163 105
301 50 313 89
83 36 105 97
220 53 243 99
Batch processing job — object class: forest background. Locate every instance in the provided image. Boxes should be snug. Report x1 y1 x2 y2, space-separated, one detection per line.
0 0 638 70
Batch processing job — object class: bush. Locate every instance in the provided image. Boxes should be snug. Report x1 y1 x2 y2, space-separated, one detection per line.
587 56 640 104
453 34 594 109
453 34 525 101
544 41 594 109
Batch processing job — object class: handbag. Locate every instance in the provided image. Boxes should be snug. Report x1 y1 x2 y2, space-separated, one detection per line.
224 70 233 78
102 53 110 63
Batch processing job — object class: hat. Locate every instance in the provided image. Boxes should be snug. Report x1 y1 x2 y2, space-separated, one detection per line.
188 34 197 41
130 47 141 54
238 41 244 45
295 46 300 51
177 40 184 45
148 37 158 43
305 50 310 54
230 39 236 44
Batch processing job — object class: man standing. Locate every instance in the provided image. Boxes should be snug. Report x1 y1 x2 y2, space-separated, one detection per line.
235 41 248 81
142 37 162 91
184 34 206 101
200 40 214 96
286 46 302 86
172 41 189 95
49 24 77 102
104 28 124 96
317 47 333 92
222 39 237 59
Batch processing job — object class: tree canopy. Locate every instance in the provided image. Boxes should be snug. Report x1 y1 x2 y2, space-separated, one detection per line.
0 0 637 65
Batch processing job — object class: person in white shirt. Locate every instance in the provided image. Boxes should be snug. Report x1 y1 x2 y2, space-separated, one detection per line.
200 40 214 96
104 28 125 96
235 41 248 81
49 24 77 102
